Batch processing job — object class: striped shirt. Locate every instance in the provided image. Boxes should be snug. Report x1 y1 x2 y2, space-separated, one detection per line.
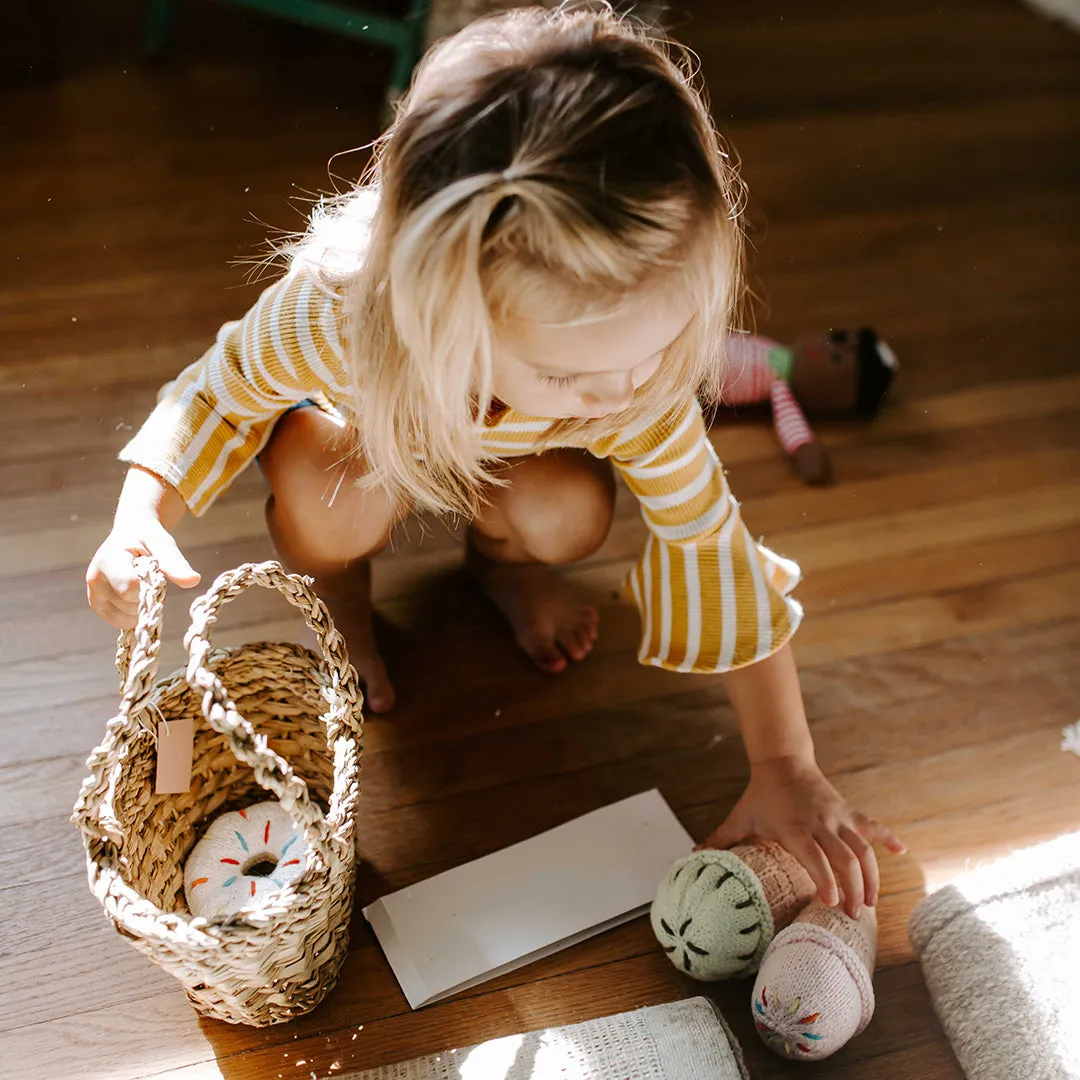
121 265 803 673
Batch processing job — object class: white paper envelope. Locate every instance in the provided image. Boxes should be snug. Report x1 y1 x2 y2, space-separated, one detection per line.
362 789 693 1009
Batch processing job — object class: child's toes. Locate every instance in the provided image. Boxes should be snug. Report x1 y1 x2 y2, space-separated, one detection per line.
559 620 597 662
521 631 568 674
559 633 587 662
536 648 568 673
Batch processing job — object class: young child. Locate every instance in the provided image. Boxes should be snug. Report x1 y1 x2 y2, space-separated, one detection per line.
86 6 903 916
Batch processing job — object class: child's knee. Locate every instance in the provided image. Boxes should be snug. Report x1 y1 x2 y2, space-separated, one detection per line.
262 409 395 568
264 410 348 514
517 454 615 564
261 405 343 479
266 485 394 571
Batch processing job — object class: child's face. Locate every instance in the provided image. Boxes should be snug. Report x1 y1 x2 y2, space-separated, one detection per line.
491 285 694 419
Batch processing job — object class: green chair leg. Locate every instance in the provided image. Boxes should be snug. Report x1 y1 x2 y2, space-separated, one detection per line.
144 0 177 57
144 0 430 103
388 45 414 102
388 0 429 100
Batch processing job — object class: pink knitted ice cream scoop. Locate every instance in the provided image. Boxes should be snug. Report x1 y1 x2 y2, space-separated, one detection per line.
751 899 878 1061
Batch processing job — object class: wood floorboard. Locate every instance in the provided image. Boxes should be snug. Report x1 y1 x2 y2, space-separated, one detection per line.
2 0 1078 1078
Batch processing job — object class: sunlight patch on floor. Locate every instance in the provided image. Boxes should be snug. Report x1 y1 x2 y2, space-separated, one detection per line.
460 1034 525 1079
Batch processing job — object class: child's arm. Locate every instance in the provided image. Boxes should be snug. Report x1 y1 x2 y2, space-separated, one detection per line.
596 395 903 912
700 643 906 916
86 267 346 627
119 269 346 518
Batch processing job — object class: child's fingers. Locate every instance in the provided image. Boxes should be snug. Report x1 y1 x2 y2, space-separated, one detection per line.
783 833 838 907
816 829 864 916
87 569 136 619
87 540 145 625
88 550 136 602
98 597 138 630
106 594 139 622
99 568 140 605
698 817 745 851
840 825 879 908
143 526 201 588
855 811 907 855
87 586 137 627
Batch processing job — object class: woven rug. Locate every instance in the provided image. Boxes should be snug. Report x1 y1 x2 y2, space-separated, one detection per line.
909 831 1080 1080
342 997 747 1080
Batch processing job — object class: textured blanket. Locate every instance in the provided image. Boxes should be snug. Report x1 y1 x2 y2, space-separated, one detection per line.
910 831 1080 1080
343 997 747 1080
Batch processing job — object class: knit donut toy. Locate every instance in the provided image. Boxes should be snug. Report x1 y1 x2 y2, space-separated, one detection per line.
183 800 309 919
651 841 816 980
752 899 877 1061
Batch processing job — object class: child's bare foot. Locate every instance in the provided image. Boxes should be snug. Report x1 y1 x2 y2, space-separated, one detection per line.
318 561 396 714
466 534 599 674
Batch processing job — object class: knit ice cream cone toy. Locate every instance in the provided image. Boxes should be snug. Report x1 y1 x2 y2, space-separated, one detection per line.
751 899 878 1061
651 841 816 980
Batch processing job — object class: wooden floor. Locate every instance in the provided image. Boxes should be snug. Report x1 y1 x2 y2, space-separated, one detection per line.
2 1 1078 1078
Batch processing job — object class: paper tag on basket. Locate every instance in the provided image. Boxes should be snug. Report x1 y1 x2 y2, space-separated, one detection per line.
363 789 693 1009
155 717 194 794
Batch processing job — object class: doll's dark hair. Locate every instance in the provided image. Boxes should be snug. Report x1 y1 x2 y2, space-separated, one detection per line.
855 328 896 416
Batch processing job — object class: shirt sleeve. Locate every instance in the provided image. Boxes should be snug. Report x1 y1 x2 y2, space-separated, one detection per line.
119 267 349 516
592 396 803 673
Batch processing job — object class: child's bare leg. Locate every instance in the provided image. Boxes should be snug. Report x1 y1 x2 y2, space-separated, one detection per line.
468 449 615 674
259 406 400 713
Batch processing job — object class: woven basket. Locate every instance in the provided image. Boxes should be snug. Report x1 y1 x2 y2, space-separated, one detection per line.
71 560 364 1027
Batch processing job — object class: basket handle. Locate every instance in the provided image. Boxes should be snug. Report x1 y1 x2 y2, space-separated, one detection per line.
183 561 364 868
72 557 170 847
115 556 170 734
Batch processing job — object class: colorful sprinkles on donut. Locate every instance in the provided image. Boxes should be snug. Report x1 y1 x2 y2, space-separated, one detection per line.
183 800 308 918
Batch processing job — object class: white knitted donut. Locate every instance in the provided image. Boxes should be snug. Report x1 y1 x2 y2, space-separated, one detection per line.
183 800 309 919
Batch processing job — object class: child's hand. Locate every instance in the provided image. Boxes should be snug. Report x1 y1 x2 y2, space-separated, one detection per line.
86 468 200 629
698 754 905 917
86 520 200 629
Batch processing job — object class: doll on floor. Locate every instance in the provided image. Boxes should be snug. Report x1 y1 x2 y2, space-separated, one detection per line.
722 328 898 484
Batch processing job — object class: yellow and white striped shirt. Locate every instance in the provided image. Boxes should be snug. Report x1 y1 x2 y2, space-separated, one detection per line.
122 266 803 673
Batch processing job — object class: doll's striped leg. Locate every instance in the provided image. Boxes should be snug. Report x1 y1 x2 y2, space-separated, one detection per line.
770 380 815 455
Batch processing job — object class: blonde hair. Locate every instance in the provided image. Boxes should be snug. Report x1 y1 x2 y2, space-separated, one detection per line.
295 3 746 517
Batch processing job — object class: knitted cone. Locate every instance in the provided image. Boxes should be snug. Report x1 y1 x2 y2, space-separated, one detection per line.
752 900 877 1061
651 841 816 980
734 841 818 931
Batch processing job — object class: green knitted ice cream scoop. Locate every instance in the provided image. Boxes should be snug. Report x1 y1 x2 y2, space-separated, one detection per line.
651 842 816 981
